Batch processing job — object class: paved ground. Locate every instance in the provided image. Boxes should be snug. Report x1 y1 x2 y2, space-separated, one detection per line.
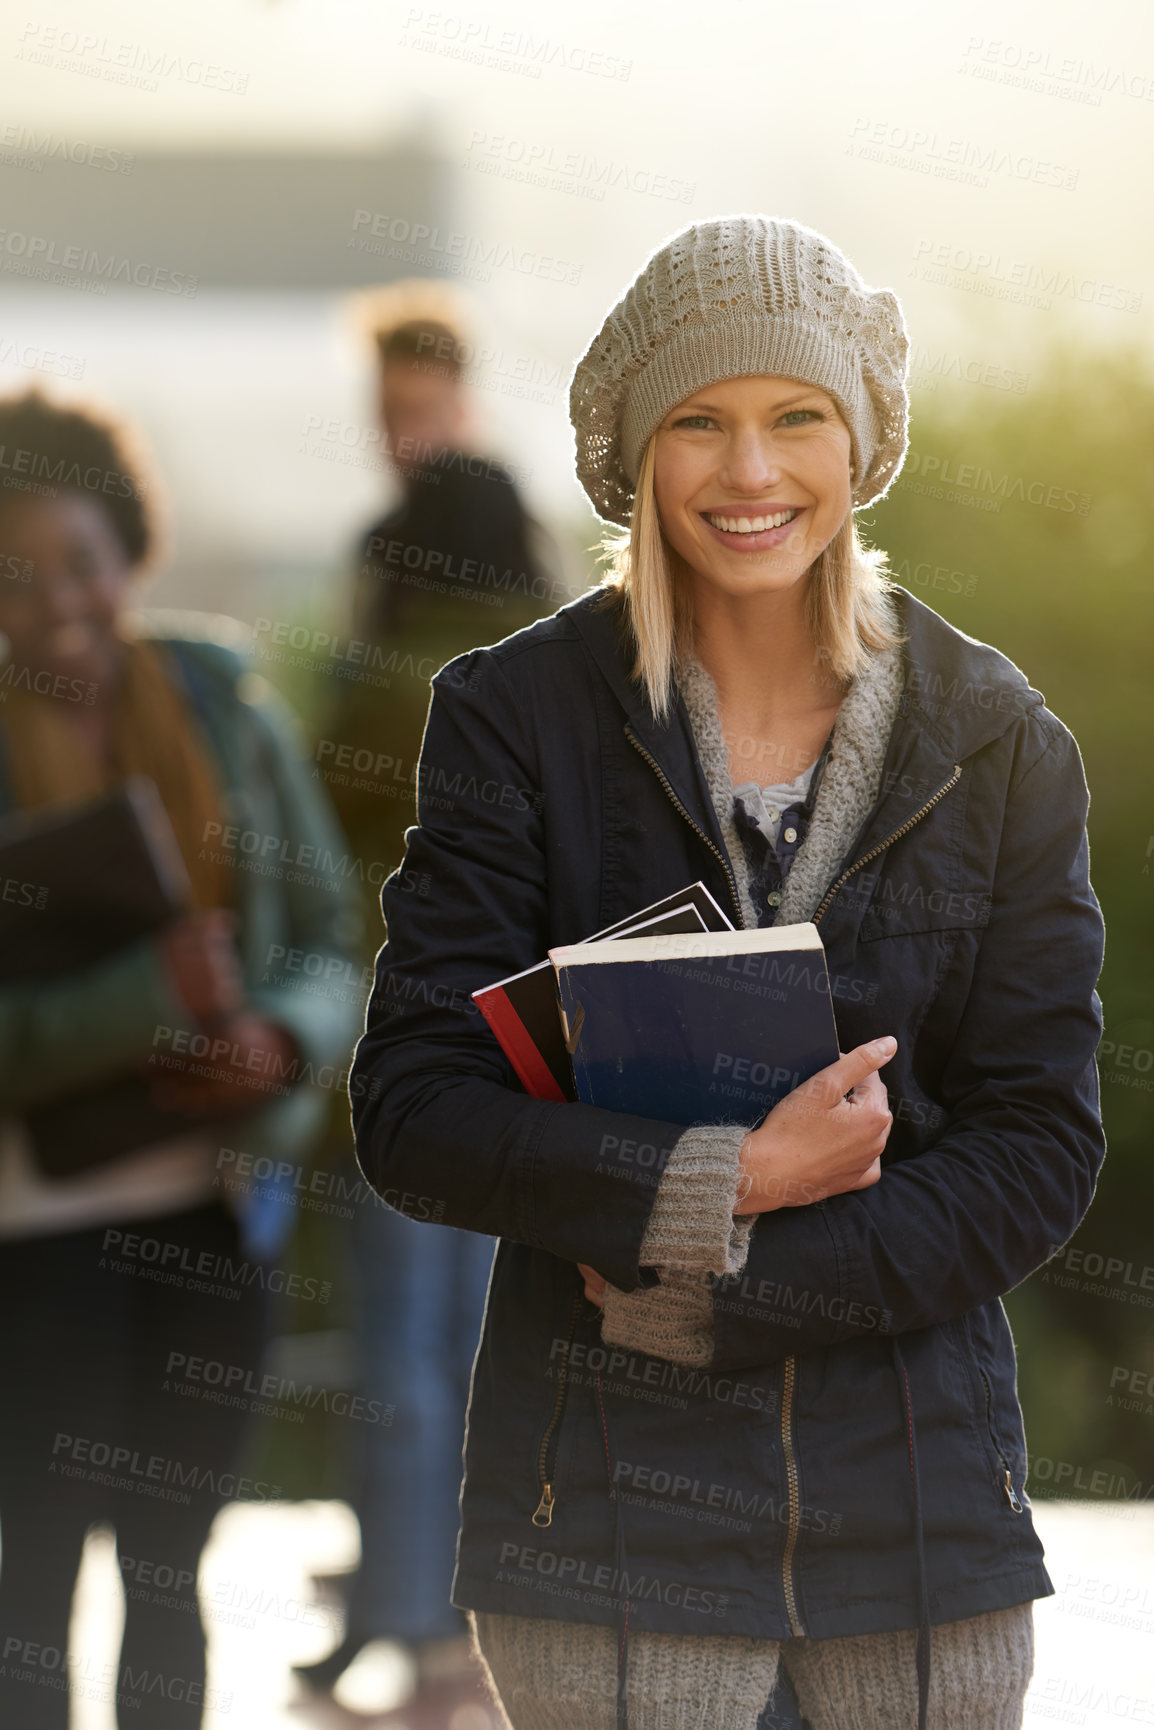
66 1499 1154 1727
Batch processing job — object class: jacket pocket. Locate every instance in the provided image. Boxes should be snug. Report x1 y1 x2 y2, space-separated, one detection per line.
531 1284 584 1528
858 883 991 943
859 907 988 943
853 790 989 942
959 1311 1024 1513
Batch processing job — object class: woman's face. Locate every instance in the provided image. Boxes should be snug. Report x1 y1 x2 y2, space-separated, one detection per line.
652 373 853 601
0 493 135 689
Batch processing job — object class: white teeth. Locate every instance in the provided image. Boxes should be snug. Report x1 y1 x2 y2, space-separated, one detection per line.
706 508 799 534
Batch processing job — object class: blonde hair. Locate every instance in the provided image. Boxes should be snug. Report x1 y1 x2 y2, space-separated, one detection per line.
592 434 905 723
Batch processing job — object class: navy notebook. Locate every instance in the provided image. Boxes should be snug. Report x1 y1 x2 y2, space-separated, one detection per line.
548 924 840 1128
473 880 732 1101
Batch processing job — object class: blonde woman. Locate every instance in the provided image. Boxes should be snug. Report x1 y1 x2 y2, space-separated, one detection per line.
350 217 1105 1730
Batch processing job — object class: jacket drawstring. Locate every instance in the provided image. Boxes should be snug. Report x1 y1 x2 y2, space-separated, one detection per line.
598 1342 929 1730
595 1366 631 1730
891 1336 932 1730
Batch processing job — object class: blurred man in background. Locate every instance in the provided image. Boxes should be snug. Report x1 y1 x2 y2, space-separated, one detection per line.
296 282 562 1723
327 276 565 883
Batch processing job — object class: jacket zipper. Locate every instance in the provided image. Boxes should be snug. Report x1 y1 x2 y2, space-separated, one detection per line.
625 731 967 1635
625 727 746 930
779 1356 806 1635
532 1286 585 1526
810 764 965 927
978 1366 1024 1512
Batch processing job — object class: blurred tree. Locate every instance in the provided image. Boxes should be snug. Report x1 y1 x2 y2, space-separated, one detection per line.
864 340 1154 1494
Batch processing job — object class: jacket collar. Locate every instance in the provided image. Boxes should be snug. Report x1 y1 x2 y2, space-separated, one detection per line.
560 584 731 853
559 580 1045 900
561 580 1042 767
564 577 1045 747
891 584 1044 761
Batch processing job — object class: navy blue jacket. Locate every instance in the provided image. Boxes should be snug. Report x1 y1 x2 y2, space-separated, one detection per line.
350 580 1105 1677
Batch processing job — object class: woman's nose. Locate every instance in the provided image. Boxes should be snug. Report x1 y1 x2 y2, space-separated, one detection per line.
717 432 784 494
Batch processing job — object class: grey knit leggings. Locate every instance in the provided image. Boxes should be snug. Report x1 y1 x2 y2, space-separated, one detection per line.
470 1601 1034 1730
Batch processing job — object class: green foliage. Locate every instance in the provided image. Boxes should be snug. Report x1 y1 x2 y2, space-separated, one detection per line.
866 342 1154 1492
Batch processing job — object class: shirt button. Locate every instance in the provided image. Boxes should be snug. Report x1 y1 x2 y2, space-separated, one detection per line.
766 890 782 907
767 807 779 822
783 826 797 844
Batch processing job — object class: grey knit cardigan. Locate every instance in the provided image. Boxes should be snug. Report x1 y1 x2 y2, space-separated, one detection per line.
599 619 906 1365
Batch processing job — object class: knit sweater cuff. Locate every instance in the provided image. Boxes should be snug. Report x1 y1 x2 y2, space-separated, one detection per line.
639 1121 756 1276
600 1268 717 1368
597 1123 756 1369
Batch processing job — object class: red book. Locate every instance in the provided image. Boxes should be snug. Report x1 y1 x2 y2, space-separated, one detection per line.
473 881 733 1101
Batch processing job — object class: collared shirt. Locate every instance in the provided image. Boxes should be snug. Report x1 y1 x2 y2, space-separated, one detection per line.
732 727 835 925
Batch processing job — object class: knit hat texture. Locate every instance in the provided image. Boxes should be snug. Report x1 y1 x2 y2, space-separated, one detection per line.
569 214 910 526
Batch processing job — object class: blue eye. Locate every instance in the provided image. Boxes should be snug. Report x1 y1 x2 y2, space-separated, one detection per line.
672 413 715 429
781 408 821 426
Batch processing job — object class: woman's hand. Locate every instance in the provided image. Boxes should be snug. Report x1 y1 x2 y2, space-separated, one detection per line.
735 1036 896 1215
577 1263 607 1307
577 1037 895 1295
149 1012 301 1115
158 909 245 1026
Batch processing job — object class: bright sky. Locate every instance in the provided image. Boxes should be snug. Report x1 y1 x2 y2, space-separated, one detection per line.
3 0 1152 586
7 0 1153 333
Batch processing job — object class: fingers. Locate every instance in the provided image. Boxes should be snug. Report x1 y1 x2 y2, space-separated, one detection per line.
846 1157 883 1191
169 908 234 945
812 1036 897 1101
847 1070 893 1158
846 1068 889 1111
189 907 239 938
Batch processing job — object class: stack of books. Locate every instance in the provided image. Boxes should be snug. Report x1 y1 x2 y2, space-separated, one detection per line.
474 880 839 1128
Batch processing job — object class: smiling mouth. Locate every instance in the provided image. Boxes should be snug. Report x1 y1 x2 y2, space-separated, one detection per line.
701 507 801 534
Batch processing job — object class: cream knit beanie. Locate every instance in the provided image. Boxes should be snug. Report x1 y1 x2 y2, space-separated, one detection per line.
569 214 909 526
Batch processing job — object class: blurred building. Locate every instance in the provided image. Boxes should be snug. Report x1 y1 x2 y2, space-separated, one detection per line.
0 136 579 619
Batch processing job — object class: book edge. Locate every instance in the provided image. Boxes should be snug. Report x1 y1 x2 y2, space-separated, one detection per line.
548 922 824 969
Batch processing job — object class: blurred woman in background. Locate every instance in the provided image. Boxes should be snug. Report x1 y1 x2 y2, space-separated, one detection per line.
0 389 362 1729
